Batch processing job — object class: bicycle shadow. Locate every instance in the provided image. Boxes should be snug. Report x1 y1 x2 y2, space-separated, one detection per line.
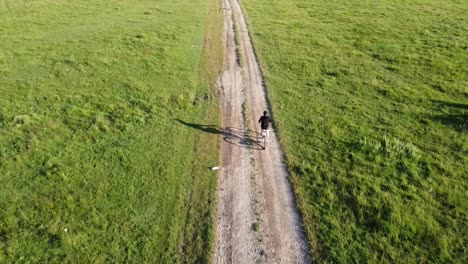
175 119 264 150
224 127 264 150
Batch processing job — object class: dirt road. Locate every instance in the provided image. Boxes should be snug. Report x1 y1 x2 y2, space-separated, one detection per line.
213 0 312 263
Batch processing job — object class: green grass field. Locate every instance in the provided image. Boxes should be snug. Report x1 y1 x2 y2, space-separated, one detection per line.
242 0 467 262
0 0 223 262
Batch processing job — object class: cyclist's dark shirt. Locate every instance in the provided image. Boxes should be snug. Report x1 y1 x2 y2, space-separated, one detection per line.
259 115 271 129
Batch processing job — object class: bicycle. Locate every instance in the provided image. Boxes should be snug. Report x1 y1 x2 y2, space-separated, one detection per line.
261 129 269 150
259 111 271 150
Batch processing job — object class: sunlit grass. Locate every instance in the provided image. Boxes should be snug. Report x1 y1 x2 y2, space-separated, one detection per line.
242 0 467 262
0 0 223 262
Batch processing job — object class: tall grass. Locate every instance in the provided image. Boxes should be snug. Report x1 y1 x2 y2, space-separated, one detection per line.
0 0 223 262
242 0 467 262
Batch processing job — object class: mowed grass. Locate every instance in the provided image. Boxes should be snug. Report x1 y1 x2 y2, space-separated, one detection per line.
242 0 467 262
0 0 223 262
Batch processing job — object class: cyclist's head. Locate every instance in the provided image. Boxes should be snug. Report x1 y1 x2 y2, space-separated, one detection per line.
263 111 268 116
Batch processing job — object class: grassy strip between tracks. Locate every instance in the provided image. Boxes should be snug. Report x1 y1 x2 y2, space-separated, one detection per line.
0 0 223 262
241 0 467 263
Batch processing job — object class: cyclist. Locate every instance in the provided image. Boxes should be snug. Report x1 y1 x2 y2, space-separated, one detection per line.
258 110 271 143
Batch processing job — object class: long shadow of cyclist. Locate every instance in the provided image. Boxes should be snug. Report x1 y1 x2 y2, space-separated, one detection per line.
175 119 263 150
175 119 224 135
